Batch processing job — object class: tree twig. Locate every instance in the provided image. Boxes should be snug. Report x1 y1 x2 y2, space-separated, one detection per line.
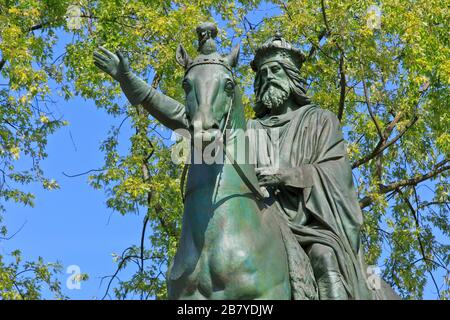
397 188 441 299
337 53 346 121
362 77 382 137
62 168 105 178
0 221 27 241
0 59 5 73
352 115 418 168
359 160 450 208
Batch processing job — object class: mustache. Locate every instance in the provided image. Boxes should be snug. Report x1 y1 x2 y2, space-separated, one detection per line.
260 80 289 95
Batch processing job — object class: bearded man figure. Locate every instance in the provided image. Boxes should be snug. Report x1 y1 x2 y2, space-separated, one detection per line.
247 34 394 300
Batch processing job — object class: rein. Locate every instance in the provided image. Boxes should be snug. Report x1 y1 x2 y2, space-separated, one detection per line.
221 95 267 202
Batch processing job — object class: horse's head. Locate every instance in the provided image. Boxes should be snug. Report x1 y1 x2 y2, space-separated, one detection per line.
176 41 240 145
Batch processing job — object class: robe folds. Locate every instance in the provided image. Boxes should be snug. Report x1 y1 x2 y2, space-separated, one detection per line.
247 104 375 299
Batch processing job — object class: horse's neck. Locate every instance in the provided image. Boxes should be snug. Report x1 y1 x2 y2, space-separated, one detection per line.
228 88 247 134
186 96 259 202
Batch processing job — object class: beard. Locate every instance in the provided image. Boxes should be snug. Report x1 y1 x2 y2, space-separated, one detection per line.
259 82 290 111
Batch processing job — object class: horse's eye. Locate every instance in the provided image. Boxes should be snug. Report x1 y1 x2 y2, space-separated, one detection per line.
225 79 235 93
182 79 191 92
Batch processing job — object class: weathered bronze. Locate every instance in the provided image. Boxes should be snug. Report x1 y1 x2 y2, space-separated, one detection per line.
93 22 399 300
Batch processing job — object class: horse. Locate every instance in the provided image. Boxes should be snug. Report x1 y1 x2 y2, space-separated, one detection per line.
166 43 294 300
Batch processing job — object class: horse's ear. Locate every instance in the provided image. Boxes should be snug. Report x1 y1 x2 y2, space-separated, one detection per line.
226 43 240 68
176 44 191 68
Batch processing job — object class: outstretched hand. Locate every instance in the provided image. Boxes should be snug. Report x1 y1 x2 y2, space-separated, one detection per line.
93 46 130 82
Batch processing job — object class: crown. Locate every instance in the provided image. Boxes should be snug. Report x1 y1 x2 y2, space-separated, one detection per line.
250 32 305 72
196 22 218 54
176 22 239 74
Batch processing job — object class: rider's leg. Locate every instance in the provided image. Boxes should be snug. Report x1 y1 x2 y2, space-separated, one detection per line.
307 243 348 300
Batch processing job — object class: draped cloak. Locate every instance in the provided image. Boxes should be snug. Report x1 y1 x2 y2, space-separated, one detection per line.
247 104 375 300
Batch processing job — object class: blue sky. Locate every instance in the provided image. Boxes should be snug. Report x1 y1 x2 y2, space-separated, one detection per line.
0 3 446 300
1 93 142 299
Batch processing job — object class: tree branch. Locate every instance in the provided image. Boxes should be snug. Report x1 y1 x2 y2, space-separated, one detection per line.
101 247 134 300
397 188 441 298
359 160 450 208
320 0 345 54
0 221 27 240
307 29 328 59
62 168 105 178
384 164 449 193
383 111 403 140
320 0 347 121
140 215 149 273
418 201 450 210
138 214 149 300
320 0 331 33
352 115 418 168
281 2 336 62
362 77 382 137
353 83 430 170
337 53 346 121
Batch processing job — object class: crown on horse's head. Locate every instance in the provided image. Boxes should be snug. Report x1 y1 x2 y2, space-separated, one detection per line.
196 22 218 55
176 22 240 74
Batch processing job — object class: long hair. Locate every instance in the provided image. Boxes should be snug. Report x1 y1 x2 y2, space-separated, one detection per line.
253 60 311 118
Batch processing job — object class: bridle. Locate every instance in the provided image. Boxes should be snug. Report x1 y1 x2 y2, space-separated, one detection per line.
180 65 268 203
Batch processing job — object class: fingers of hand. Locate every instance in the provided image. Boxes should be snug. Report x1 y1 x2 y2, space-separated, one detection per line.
116 51 129 71
98 46 115 59
93 61 108 71
93 57 110 72
259 181 273 187
257 170 267 177
116 51 124 61
93 51 109 63
260 187 270 198
256 167 279 176
259 176 273 186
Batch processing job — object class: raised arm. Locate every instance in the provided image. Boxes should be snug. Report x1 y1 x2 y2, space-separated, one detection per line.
93 47 188 131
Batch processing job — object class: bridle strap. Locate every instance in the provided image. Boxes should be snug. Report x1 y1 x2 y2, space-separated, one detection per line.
185 61 233 76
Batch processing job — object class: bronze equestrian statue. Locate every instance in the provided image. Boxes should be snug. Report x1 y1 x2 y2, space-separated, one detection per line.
93 22 399 300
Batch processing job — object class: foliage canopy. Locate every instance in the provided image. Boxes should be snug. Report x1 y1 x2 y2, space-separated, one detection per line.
0 0 448 299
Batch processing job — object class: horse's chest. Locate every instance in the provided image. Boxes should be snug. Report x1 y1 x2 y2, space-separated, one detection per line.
175 201 287 299
195 206 263 295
